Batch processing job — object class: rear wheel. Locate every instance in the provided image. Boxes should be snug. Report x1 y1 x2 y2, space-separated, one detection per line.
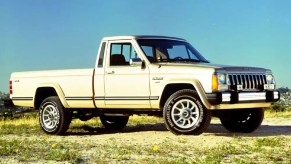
219 108 264 133
100 115 129 130
163 89 211 135
39 96 71 135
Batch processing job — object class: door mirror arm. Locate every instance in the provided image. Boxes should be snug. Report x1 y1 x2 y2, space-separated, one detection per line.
130 58 146 69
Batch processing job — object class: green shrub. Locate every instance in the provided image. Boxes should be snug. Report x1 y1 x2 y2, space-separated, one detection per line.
270 103 286 112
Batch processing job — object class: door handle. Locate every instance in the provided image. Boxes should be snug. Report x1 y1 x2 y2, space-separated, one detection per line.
106 70 115 74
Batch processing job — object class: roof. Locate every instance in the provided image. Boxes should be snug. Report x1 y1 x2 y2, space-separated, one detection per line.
102 35 186 41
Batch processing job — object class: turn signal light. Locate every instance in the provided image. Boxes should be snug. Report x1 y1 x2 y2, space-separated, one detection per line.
212 75 218 91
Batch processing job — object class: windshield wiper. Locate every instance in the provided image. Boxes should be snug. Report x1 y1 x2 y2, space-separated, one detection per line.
182 59 201 62
179 59 210 63
154 58 209 63
170 58 202 63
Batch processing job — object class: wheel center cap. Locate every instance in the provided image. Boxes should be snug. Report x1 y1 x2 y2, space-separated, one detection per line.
182 109 191 119
48 113 55 120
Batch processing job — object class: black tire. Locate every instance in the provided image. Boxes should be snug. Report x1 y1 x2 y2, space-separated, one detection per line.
163 89 212 135
39 96 71 135
219 108 264 133
100 115 129 130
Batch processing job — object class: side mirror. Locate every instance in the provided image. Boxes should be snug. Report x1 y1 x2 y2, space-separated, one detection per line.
130 58 146 69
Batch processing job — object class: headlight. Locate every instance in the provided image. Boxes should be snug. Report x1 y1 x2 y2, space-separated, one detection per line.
212 73 229 91
266 74 275 84
217 74 226 84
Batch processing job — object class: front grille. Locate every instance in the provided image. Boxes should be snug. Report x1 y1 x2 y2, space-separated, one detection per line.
228 73 267 91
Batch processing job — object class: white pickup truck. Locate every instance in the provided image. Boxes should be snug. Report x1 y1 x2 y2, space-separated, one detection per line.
9 36 280 135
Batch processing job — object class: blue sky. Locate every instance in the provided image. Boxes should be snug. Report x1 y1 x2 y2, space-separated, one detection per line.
1 0 290 92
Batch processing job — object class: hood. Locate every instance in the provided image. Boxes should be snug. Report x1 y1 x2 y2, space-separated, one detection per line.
156 62 270 73
213 64 270 73
157 62 220 69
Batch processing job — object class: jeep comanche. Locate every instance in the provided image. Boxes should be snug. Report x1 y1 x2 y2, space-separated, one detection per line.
9 36 280 135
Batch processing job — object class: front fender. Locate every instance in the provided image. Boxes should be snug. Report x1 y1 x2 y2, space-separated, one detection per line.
163 78 212 109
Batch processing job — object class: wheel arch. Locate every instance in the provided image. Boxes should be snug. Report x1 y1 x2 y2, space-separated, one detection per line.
34 83 69 110
159 80 212 109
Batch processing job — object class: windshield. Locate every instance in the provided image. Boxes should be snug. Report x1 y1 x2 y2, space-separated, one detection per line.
137 39 209 63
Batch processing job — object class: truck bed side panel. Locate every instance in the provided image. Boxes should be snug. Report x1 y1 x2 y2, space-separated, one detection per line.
10 69 95 108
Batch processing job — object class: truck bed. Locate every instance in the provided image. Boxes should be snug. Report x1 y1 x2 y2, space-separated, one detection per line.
10 68 95 108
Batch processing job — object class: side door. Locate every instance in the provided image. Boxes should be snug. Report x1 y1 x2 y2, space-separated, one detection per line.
104 40 151 108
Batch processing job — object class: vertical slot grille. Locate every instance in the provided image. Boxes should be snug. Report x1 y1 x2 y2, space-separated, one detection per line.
228 73 266 91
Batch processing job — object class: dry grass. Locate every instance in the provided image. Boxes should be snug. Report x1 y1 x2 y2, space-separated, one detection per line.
265 109 291 118
0 111 291 163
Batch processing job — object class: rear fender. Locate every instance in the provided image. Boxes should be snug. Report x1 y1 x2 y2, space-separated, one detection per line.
35 83 69 108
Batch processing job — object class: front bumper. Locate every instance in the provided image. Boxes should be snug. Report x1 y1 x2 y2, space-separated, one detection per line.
206 91 280 105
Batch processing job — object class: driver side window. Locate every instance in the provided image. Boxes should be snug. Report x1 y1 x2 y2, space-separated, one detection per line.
110 43 139 66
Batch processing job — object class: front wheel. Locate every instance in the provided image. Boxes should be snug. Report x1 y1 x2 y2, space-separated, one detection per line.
163 89 211 135
39 96 71 135
100 115 129 130
219 108 264 133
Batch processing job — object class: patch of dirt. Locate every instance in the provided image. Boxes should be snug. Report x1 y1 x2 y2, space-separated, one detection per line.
1 116 291 164
4 117 291 147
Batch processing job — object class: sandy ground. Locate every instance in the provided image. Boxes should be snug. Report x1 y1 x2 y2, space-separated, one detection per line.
1 117 291 163
4 117 291 147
